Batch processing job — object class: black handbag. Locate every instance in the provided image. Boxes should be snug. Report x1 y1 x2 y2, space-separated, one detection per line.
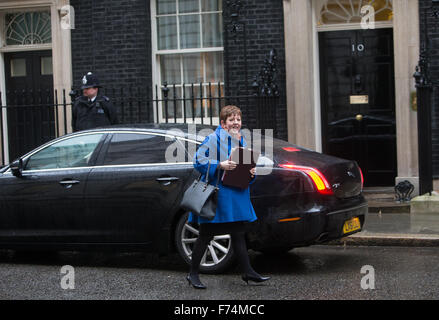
180 161 221 220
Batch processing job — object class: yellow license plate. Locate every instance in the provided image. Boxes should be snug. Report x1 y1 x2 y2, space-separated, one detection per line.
343 217 361 234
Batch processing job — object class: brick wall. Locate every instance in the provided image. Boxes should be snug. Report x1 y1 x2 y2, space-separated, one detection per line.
222 0 288 140
70 0 152 122
419 0 439 177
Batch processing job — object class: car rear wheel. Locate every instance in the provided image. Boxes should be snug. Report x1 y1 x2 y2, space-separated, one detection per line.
175 212 236 274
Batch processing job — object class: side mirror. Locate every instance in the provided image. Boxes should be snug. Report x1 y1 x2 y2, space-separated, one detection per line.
10 159 23 177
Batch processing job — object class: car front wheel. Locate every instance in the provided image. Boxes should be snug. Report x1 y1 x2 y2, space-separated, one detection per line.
175 212 236 274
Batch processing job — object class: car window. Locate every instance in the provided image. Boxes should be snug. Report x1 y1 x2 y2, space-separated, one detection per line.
177 139 200 162
103 133 185 165
25 134 104 170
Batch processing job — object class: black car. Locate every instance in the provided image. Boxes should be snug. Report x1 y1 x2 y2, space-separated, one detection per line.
0 124 367 273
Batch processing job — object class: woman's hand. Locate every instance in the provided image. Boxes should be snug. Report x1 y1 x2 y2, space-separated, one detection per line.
220 160 237 171
250 167 256 178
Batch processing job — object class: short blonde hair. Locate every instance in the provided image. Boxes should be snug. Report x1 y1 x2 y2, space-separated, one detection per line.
220 105 242 123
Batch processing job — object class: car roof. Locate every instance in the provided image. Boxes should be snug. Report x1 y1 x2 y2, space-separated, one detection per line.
0 124 217 172
71 123 219 142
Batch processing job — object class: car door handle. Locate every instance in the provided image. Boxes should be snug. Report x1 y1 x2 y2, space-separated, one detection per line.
59 179 80 186
156 177 179 182
156 177 179 186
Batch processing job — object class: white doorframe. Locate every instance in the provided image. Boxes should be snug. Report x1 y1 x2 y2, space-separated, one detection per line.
311 1 394 154
311 2 322 153
284 0 419 188
0 51 9 164
0 0 73 165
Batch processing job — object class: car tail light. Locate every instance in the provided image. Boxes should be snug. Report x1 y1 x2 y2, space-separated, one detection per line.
359 166 364 190
282 147 301 152
279 164 333 195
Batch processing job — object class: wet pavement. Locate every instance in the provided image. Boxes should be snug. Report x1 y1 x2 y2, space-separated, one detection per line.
1 245 439 300
359 210 439 236
338 205 439 246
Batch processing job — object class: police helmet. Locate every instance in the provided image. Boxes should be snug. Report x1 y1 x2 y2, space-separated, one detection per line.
81 72 102 89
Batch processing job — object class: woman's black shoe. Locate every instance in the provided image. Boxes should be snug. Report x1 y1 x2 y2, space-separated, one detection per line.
241 274 270 285
186 274 206 289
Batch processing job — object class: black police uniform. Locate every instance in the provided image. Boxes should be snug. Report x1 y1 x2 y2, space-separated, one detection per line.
72 95 118 132
72 72 119 132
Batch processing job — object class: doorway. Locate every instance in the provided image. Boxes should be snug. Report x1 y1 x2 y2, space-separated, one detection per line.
319 28 396 187
4 50 55 161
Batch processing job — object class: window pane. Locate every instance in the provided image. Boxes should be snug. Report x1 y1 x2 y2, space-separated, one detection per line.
5 12 51 46
157 0 176 14
205 52 224 82
41 56 53 75
184 85 202 117
25 134 103 170
182 53 203 83
157 16 178 50
319 0 393 25
204 84 223 117
179 0 199 13
10 58 26 77
179 14 200 49
202 0 222 12
179 139 198 162
160 54 181 84
104 133 178 165
202 13 223 47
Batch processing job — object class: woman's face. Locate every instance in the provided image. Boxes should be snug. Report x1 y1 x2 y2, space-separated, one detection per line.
221 113 242 136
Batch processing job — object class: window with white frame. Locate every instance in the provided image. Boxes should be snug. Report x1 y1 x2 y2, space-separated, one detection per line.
152 0 224 123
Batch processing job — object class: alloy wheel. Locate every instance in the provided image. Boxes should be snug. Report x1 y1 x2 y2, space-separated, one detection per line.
180 221 232 268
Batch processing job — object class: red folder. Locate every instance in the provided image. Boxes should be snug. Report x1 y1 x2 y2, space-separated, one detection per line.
222 147 260 189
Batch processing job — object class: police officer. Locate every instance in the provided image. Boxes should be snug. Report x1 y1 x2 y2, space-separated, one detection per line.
72 72 118 132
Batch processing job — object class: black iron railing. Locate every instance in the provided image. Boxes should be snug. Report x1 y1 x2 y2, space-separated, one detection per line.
413 0 439 195
0 83 279 167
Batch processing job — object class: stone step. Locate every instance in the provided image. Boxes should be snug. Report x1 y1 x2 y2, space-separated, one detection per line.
367 201 410 213
363 187 410 213
365 194 396 201
363 187 394 196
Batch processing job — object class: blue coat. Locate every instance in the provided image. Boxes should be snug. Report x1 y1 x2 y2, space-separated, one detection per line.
188 126 258 224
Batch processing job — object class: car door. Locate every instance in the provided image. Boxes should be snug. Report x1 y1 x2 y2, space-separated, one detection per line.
0 133 106 243
83 131 193 244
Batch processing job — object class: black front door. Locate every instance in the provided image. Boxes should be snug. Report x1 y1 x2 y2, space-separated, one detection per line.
319 28 396 187
4 50 55 161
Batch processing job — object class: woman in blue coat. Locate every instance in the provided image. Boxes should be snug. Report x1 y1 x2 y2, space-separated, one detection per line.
186 105 270 289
